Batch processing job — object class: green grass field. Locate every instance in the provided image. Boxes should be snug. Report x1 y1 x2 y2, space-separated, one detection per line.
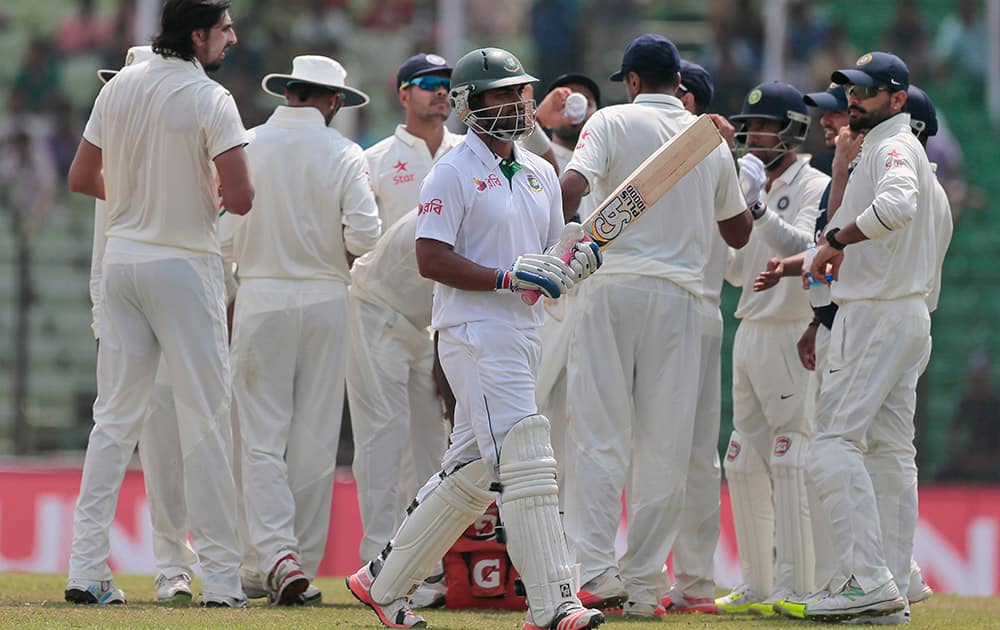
0 574 998 629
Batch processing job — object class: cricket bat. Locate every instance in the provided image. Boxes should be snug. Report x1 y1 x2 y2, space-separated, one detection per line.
524 114 723 304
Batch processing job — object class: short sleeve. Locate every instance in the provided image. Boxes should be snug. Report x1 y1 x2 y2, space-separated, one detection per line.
200 84 249 159
82 83 107 149
713 144 746 222
415 162 466 247
564 111 610 195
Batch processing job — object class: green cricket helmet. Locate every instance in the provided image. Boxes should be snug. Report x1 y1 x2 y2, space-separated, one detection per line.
449 47 538 141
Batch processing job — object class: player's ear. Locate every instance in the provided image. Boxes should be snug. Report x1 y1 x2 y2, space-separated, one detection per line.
890 89 907 114
398 86 410 108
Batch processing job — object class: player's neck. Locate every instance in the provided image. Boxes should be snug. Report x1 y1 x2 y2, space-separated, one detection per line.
765 152 797 189
404 118 446 156
478 132 514 160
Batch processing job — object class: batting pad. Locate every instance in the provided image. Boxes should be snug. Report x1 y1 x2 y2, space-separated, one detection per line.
770 433 815 594
724 430 774 596
499 415 577 627
369 459 495 604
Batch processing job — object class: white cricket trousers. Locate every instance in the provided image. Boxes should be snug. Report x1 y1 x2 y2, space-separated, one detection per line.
671 302 723 600
809 298 931 595
436 321 541 474
136 357 198 577
347 293 447 563
535 297 575 510
232 278 347 580
70 239 242 598
563 274 701 607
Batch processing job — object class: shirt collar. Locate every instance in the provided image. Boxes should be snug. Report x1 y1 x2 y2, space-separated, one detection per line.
266 105 328 128
156 54 206 76
771 154 812 190
464 130 528 170
862 112 912 145
393 124 421 148
632 93 685 109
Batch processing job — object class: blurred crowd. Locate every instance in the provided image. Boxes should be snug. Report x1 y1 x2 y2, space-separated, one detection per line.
0 0 994 479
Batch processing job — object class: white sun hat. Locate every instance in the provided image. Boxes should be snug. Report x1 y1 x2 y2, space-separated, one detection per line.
98 45 156 84
261 55 369 108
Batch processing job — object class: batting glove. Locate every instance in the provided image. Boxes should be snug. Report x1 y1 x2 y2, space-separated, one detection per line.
566 239 602 282
737 153 766 206
496 254 576 299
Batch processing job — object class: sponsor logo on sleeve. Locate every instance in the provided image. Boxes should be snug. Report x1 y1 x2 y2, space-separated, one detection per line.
418 198 443 215
575 129 590 150
885 148 906 169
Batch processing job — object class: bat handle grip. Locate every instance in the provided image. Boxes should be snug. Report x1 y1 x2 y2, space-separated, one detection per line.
522 226 587 305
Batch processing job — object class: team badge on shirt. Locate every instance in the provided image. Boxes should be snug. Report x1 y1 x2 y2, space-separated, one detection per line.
526 173 543 192
777 196 790 210
418 198 443 215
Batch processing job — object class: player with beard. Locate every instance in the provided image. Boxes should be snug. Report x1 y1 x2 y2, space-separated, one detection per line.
65 0 251 606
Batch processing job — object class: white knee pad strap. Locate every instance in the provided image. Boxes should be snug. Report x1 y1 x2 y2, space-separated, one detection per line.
723 430 774 596
499 415 576 627
370 459 495 603
770 433 815 594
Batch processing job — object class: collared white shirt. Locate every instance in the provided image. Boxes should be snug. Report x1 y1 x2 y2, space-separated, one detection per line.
416 131 563 330
83 55 248 256
365 124 464 230
828 113 937 303
565 93 745 297
732 155 828 321
233 105 380 283
351 208 432 328
552 141 598 222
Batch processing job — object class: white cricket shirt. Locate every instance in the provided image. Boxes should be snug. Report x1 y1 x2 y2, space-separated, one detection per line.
552 141 598 221
83 55 248 256
565 93 745 297
233 106 380 283
827 114 937 303
365 124 464 230
416 131 563 330
925 165 953 313
733 155 828 321
351 208 432 329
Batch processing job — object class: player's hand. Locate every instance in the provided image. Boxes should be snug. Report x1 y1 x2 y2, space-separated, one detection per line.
797 324 818 371
832 126 864 173
809 243 843 284
737 153 766 206
567 238 602 282
533 86 571 129
753 257 784 292
496 253 575 299
709 113 736 148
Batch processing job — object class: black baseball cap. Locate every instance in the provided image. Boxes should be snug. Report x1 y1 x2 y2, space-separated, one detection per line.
396 53 452 90
549 72 602 108
832 52 909 92
905 85 938 137
678 60 714 110
610 34 680 82
804 83 848 111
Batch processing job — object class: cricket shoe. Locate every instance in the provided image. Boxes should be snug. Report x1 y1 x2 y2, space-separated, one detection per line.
774 589 829 619
154 571 193 603
621 600 666 617
300 584 322 605
907 569 933 604
410 572 446 609
802 576 905 622
660 587 717 614
577 568 627 610
346 559 427 628
64 578 126 605
201 592 248 607
242 570 268 599
267 553 309 605
715 583 762 613
749 587 797 616
524 602 605 629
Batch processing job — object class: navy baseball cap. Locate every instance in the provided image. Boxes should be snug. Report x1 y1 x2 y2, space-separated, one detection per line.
610 34 680 82
905 85 938 137
804 83 848 111
396 53 452 90
678 60 714 110
832 52 909 92
549 72 602 108
731 81 808 122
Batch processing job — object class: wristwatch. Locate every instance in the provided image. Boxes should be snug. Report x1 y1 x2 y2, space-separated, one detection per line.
826 227 846 250
748 200 766 220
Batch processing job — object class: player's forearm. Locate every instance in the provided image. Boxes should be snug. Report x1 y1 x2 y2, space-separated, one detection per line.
756 209 815 257
827 167 849 220
782 251 806 276
415 238 500 291
560 169 588 223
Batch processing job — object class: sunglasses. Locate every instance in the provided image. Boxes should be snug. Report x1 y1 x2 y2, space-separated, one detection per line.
846 84 890 99
406 75 451 92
